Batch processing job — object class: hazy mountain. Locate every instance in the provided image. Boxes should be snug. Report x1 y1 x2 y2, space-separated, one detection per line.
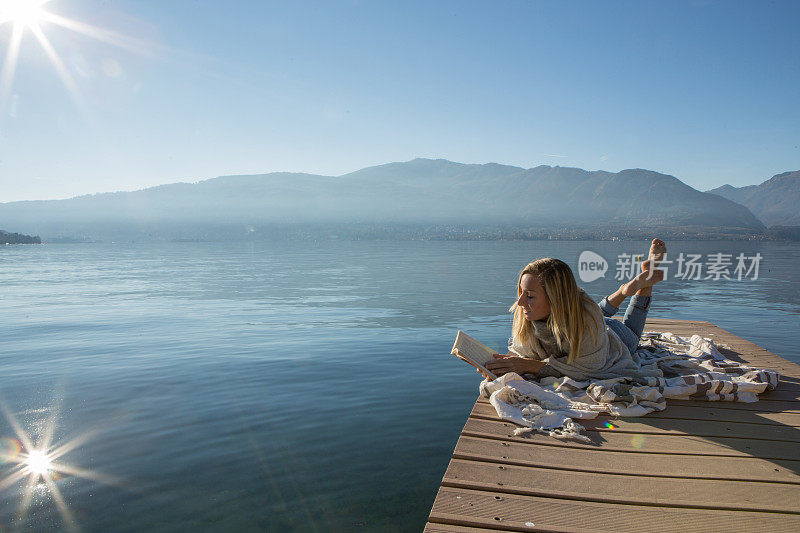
0 229 40 244
707 171 800 226
0 158 766 241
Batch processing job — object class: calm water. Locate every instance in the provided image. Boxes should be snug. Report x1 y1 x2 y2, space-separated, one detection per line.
1 240 798 531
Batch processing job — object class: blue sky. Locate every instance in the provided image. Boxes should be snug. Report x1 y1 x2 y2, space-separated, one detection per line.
0 0 798 201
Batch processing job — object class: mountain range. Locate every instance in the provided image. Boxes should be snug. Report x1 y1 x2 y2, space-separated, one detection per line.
0 159 795 241
707 171 800 227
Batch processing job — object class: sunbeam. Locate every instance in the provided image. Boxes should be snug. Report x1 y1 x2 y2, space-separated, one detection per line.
41 386 65 453
0 395 120 533
17 473 40 529
24 449 53 476
0 464 28 491
0 399 36 453
47 428 101 462
0 22 24 109
40 10 158 57
43 472 79 533
0 0 51 118
29 22 86 111
0 0 155 119
0 0 50 27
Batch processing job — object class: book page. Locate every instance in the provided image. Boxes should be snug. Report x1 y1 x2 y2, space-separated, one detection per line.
450 330 498 379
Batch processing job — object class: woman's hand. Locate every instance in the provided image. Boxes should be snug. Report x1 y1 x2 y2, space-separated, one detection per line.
483 353 544 378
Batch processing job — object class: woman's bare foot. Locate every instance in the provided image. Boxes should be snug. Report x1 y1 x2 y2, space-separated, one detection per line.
641 238 666 276
621 269 663 296
603 238 667 306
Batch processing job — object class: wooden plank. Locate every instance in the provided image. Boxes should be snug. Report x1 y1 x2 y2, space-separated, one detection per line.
667 398 800 413
425 524 498 533
753 389 800 402
463 418 800 460
476 395 800 413
642 318 709 325
470 400 800 427
725 352 797 362
428 487 800 532
661 324 800 374
765 381 800 392
442 458 800 514
712 342 794 355
453 435 800 484
468 403 800 442
577 416 800 441
718 348 795 361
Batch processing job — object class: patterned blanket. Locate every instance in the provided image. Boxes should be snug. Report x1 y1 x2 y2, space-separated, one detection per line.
479 332 780 442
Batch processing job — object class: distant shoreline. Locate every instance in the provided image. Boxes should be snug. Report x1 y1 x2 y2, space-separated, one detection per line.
0 230 41 245
32 225 800 244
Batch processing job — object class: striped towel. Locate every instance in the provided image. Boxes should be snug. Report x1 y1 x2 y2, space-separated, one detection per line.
480 332 780 442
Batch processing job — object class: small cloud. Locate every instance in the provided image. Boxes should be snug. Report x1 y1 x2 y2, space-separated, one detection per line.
542 154 568 159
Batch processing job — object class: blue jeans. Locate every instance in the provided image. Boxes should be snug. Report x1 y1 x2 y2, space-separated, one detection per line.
598 295 651 355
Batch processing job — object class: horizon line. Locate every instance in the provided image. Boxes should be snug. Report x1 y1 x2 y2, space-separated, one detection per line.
2 157 792 204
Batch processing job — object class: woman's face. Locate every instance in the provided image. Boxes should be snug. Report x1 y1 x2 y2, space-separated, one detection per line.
517 273 551 322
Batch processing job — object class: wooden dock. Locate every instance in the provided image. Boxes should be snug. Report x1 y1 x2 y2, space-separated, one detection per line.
426 318 800 532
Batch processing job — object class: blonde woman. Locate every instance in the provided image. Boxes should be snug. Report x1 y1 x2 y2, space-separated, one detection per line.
485 239 666 381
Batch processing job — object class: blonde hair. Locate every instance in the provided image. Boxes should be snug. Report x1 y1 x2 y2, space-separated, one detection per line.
510 258 599 363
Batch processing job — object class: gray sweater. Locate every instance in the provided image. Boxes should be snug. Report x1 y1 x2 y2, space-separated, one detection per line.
509 298 654 381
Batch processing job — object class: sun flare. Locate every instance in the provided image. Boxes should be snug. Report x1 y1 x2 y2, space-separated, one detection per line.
0 0 50 27
24 449 53 476
1 395 122 533
1 0 153 119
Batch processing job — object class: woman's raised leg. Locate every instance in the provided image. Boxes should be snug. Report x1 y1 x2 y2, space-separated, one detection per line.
600 239 666 341
621 239 666 340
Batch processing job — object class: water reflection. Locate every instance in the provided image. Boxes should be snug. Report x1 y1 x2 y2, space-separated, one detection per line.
0 394 119 532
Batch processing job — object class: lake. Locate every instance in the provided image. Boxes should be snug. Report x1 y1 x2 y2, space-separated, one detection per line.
1 240 798 531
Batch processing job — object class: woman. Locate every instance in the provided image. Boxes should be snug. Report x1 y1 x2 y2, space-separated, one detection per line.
485 239 666 381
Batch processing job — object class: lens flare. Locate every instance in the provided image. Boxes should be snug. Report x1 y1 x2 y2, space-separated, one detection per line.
603 421 617 429
0 394 122 533
631 434 646 449
0 437 22 463
24 449 53 476
0 0 155 121
0 0 48 27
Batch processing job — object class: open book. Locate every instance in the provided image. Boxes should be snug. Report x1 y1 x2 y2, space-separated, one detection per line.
450 330 498 380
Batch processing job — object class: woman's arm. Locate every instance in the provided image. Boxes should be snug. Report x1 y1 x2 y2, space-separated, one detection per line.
484 353 545 378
